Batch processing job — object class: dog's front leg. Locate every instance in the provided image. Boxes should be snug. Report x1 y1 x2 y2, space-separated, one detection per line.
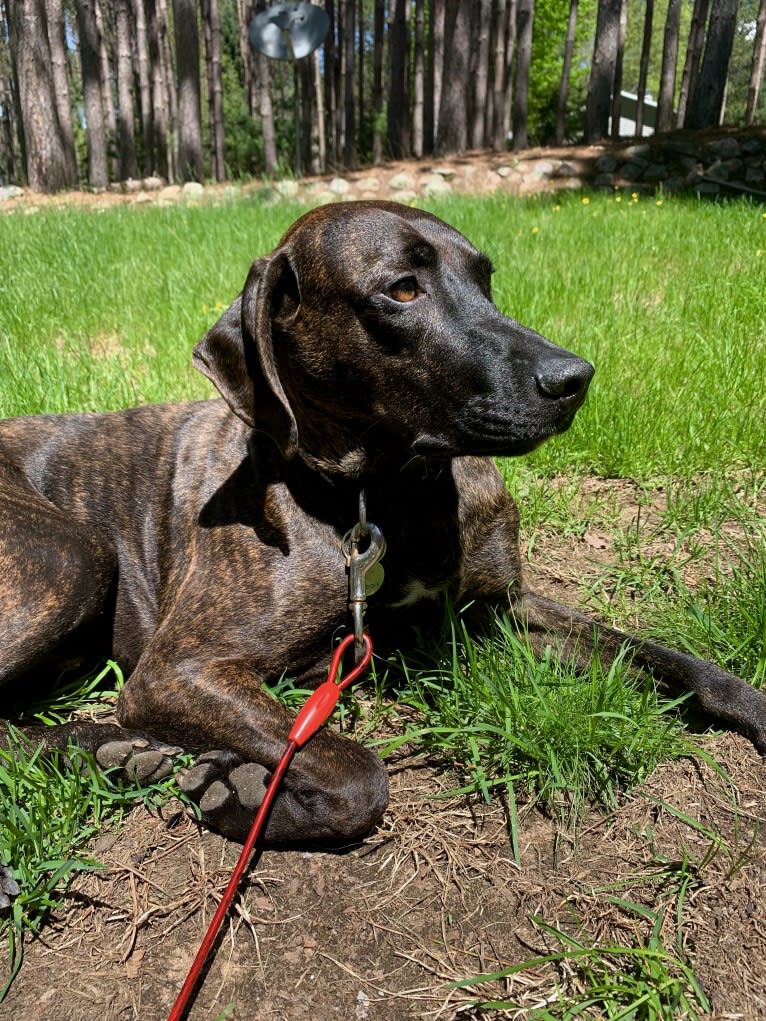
117 655 388 845
519 591 766 752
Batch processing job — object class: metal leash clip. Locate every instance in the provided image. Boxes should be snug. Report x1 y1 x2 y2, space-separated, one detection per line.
343 508 386 663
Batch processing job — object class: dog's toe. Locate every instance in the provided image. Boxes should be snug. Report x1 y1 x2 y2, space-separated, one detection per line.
177 752 268 841
94 735 181 784
0 866 19 910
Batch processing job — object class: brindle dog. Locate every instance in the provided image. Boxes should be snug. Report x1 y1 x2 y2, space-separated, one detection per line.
1 202 765 885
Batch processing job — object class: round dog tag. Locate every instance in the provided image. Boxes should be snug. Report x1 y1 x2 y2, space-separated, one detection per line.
364 562 385 596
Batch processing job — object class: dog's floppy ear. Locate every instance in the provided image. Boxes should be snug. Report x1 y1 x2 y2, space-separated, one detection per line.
192 253 299 459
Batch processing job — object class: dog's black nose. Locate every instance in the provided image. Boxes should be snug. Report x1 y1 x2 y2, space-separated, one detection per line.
535 356 594 404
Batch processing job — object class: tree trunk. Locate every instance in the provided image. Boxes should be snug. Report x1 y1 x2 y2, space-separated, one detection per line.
77 0 109 186
656 0 682 132
555 0 578 143
634 0 654 135
157 0 176 180
472 0 491 149
685 0 739 129
746 0 766 124
512 0 533 149
584 0 621 142
313 47 326 172
133 0 153 176
237 0 256 117
8 0 75 191
387 0 409 159
202 0 225 179
372 0 384 161
115 0 138 179
342 0 355 168
45 0 78 183
95 0 119 180
490 0 509 149
412 0 425 157
144 0 169 179
677 0 709 125
437 0 470 156
425 0 445 154
609 0 627 138
173 0 203 181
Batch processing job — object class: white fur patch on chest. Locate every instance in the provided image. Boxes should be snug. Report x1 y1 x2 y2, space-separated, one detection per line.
387 578 445 609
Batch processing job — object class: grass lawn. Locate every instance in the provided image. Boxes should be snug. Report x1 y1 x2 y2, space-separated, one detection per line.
0 191 765 1016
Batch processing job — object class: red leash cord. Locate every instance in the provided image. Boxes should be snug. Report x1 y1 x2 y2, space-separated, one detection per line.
167 632 373 1021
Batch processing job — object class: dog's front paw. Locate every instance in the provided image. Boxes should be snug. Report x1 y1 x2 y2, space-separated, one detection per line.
177 750 269 841
0 866 20 910
94 734 184 784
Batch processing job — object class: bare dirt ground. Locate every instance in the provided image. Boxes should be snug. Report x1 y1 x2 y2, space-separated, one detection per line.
3 477 766 1021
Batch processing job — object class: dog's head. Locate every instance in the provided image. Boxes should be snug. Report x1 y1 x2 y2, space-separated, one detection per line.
193 201 593 475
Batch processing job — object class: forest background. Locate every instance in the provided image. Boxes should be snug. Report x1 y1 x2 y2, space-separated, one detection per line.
1 0 766 195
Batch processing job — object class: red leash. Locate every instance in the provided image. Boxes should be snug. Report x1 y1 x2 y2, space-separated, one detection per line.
167 632 373 1021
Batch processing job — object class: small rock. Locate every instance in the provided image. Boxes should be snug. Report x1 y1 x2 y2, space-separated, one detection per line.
355 176 380 192
706 137 741 161
643 163 668 182
329 176 351 195
276 179 300 198
158 184 182 201
388 171 415 191
131 192 153 205
595 155 618 173
182 181 204 197
496 165 512 178
124 178 144 193
0 185 23 201
142 175 164 190
432 166 457 180
424 173 451 196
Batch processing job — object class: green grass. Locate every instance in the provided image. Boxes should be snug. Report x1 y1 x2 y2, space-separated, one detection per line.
1 192 765 1008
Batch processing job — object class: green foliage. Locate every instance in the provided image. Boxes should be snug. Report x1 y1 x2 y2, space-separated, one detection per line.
384 610 689 855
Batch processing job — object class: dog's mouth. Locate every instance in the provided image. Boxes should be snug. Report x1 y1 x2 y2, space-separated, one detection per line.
412 404 582 460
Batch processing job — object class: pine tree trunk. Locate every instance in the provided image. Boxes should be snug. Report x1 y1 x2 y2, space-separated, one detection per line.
342 0 355 168
490 0 508 149
677 0 709 125
437 0 470 156
257 51 277 173
237 0 256 118
372 0 384 161
313 47 326 172
45 0 78 182
144 0 169 179
77 0 109 186
512 0 533 149
610 0 627 138
502 0 517 143
584 0 621 142
157 0 176 180
471 0 491 149
555 0 578 143
412 0 425 157
656 0 681 132
173 0 203 181
635 0 654 135
204 0 225 179
96 0 120 181
133 0 154 176
387 0 409 158
685 0 738 129
115 0 138 179
8 0 75 190
425 0 445 154
746 0 766 124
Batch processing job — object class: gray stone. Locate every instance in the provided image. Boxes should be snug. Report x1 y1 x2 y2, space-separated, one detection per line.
695 181 721 196
124 178 144 193
329 176 351 195
424 173 452 196
182 181 204 197
388 172 416 191
706 137 741 161
620 161 647 181
593 173 614 189
745 166 766 186
432 166 457 180
742 138 764 155
595 155 618 173
355 176 380 192
158 184 182 201
142 175 164 190
131 192 153 205
276 179 300 198
644 163 668 182
0 185 23 201
495 165 512 178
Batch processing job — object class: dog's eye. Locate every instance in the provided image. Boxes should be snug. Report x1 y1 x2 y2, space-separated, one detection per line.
387 277 420 303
